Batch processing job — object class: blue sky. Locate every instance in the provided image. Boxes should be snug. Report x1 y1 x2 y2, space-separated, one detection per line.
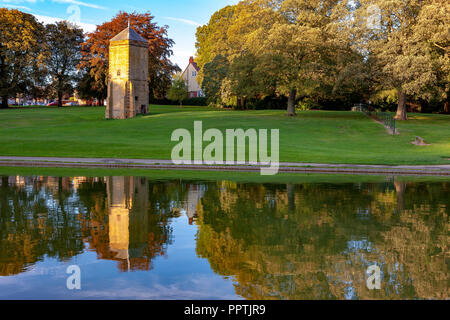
0 0 239 68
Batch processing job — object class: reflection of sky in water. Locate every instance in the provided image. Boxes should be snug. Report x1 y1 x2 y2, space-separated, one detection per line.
0 217 240 300
344 284 357 300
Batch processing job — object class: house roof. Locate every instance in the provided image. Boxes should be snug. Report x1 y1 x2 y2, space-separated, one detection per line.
110 27 147 43
192 62 200 72
181 57 200 78
190 56 200 72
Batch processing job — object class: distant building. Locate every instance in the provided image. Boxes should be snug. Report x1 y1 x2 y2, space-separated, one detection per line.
181 56 204 98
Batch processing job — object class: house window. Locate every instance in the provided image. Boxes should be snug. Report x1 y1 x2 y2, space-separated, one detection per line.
192 71 196 77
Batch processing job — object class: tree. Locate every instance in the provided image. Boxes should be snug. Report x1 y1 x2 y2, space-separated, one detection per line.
226 53 260 109
80 11 179 102
195 5 237 82
354 0 450 120
194 1 282 109
195 0 351 115
0 9 45 108
202 54 230 104
167 77 188 106
251 0 347 115
76 68 105 105
410 0 450 113
195 0 448 114
44 21 83 107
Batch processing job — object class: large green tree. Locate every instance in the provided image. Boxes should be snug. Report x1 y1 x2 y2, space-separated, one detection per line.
201 54 230 104
354 0 450 119
195 1 281 108
195 0 356 115
44 21 84 107
195 5 237 82
250 0 351 115
76 67 105 105
0 9 45 108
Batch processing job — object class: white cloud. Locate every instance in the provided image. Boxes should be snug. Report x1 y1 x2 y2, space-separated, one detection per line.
163 16 201 27
1 4 32 10
51 0 107 10
0 0 38 3
33 13 97 32
0 0 38 5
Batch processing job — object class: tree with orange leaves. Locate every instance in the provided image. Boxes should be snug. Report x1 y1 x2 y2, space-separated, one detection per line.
79 11 179 104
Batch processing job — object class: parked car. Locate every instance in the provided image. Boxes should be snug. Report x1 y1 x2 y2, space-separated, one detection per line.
63 102 79 106
46 101 59 106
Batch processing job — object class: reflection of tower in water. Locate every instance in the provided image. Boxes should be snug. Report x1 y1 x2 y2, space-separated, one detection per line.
107 176 132 263
184 184 206 225
106 176 150 272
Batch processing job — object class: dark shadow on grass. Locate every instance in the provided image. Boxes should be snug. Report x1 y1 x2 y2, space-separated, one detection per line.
296 111 369 120
8 105 104 110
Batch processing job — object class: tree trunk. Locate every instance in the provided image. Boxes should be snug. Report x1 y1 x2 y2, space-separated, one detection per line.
395 90 408 120
287 184 296 213
1 176 8 188
444 100 449 114
58 91 63 108
236 97 242 110
394 180 406 213
1 95 8 109
287 89 296 116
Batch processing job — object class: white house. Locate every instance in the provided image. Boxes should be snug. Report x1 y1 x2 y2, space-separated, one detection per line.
181 56 204 98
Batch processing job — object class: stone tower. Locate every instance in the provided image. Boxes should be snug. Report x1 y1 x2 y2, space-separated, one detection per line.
106 24 149 119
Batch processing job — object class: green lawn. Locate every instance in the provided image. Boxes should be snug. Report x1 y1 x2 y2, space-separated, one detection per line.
0 105 449 165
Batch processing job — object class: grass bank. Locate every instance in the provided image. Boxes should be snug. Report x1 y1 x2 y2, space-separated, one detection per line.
1 166 449 184
0 105 449 165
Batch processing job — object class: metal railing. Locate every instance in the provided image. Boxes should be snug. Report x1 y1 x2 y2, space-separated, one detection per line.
354 103 396 134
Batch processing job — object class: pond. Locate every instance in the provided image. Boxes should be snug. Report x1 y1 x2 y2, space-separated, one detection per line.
0 174 448 300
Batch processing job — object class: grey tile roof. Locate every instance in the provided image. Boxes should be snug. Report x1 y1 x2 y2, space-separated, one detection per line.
110 27 147 43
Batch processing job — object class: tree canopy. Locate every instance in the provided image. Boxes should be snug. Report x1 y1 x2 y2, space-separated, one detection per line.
0 9 46 108
195 0 450 117
167 76 189 106
44 21 84 107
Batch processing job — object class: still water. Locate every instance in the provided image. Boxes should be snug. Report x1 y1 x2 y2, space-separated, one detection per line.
0 175 448 300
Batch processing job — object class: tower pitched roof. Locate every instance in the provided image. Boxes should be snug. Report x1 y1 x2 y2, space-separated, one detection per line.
110 27 147 43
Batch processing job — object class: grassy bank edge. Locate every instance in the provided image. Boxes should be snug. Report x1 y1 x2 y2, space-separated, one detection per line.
1 166 448 184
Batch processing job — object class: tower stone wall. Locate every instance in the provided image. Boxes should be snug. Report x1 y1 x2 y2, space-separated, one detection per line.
106 28 149 120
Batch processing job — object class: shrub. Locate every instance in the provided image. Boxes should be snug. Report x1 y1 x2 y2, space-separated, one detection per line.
150 97 208 106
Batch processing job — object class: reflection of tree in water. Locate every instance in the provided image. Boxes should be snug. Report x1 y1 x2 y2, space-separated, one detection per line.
0 176 183 275
195 180 449 300
78 177 183 272
0 176 84 276
1 175 447 299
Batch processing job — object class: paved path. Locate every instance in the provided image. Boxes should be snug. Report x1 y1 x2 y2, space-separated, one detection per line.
0 156 449 176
